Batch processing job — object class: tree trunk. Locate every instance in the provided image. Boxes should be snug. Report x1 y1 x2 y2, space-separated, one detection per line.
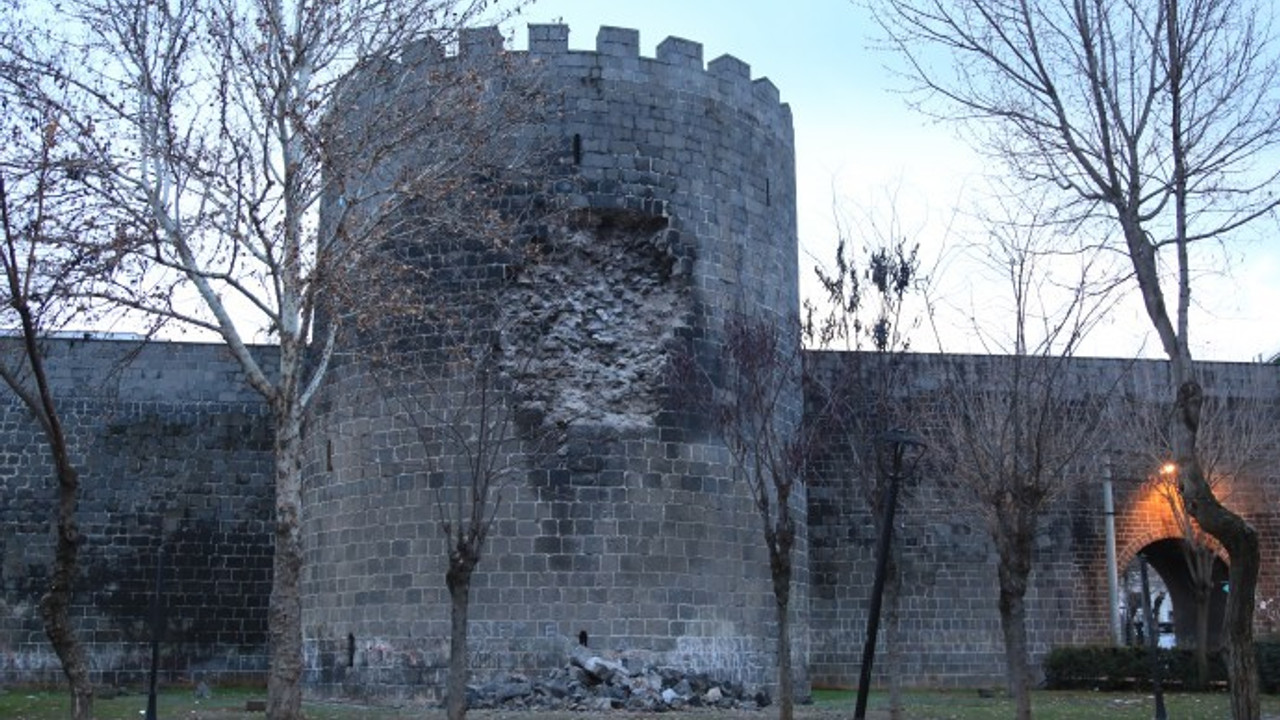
39 462 93 720
1170 380 1261 719
768 536 794 720
884 550 903 720
1193 584 1210 691
267 405 305 720
446 558 476 720
1224 535 1261 720
996 520 1033 720
998 590 1032 720
774 594 793 720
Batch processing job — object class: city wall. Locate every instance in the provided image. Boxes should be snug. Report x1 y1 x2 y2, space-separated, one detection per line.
806 351 1280 687
0 338 275 686
1 23 1278 705
302 23 805 701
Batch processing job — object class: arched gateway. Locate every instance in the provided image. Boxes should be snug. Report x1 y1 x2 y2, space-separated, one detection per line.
1117 538 1229 649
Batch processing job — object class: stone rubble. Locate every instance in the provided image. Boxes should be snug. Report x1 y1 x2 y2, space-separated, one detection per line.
464 647 770 712
498 216 688 433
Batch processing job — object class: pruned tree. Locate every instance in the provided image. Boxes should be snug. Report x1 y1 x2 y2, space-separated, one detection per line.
0 132 95 719
722 313 804 720
876 1 1280 714
927 200 1115 720
675 310 818 720
369 323 545 720
0 1 537 717
1122 386 1274 688
350 106 552 716
803 198 925 720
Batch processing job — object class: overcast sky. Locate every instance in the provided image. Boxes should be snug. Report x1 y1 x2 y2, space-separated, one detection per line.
511 0 1280 363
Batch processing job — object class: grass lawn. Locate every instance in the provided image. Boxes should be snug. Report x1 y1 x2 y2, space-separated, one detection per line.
3 685 1279 719
814 687 1280 719
0 686 415 720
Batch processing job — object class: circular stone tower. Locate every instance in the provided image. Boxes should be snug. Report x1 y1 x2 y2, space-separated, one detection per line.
302 24 802 701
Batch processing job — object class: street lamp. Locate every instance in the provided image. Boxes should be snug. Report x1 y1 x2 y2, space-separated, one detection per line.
146 510 182 720
1139 554 1168 720
854 428 926 720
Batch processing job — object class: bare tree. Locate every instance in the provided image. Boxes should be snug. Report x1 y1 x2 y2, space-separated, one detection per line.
347 96 552 712
1 1 536 717
674 310 816 720
927 207 1114 720
1123 387 1274 688
804 197 922 354
876 1 1280 714
368 331 536 720
0 139 95 719
723 313 803 720
803 201 924 720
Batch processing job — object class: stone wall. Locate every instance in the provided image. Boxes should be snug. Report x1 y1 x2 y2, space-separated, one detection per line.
0 338 275 686
3 21 1279 704
301 23 804 703
806 351 1280 688
1 345 1277 695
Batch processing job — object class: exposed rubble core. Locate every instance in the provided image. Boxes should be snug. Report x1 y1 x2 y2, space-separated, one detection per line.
499 210 693 431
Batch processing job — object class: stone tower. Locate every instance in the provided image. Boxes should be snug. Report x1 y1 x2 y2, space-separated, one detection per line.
302 24 802 701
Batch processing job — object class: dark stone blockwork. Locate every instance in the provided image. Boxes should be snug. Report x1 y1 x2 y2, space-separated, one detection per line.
3 24 1280 706
0 338 275 685
300 22 802 705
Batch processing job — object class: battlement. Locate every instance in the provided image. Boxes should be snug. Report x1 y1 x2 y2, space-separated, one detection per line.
394 24 791 130
527 24 783 109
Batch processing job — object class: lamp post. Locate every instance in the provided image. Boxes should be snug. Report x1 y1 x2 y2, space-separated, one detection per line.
1103 458 1121 645
146 511 181 720
854 428 926 720
1139 554 1168 720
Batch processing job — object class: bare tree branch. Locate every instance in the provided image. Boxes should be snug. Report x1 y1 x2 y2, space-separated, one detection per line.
875 1 1277 713
2 3 541 717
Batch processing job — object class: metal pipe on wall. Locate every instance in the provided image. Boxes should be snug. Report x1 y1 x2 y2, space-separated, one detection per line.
1104 458 1121 645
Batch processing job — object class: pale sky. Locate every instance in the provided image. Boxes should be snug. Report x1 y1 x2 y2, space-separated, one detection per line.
513 0 1280 363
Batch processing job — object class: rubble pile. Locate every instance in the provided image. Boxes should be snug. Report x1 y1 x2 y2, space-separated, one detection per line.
465 647 770 712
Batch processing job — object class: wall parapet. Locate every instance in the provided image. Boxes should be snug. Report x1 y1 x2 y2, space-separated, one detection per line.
387 24 793 133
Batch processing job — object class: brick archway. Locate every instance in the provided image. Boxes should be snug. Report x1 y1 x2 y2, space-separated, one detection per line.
1117 536 1230 649
1117 529 1228 580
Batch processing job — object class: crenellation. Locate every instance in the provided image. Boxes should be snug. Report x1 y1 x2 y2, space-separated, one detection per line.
527 23 568 54
656 35 703 68
595 26 639 58
460 25 503 57
753 76 782 108
708 53 750 83
400 36 443 67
